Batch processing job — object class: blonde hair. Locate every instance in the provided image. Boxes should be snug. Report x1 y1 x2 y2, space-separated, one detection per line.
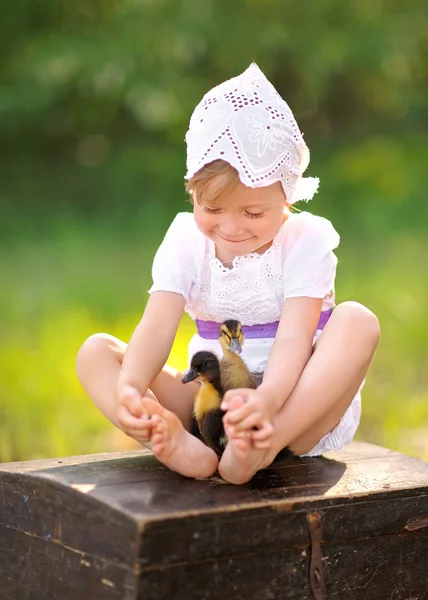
185 160 240 205
185 158 292 209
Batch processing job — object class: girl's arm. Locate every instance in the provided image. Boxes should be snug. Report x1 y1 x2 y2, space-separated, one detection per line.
222 297 323 435
117 291 185 396
258 296 323 411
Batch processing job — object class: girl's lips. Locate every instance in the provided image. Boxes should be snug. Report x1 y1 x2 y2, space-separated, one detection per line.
218 235 252 243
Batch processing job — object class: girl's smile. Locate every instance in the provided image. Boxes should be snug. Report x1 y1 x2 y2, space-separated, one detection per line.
217 235 254 244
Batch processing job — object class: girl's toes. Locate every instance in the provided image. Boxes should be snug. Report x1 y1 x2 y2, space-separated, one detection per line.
151 435 163 449
151 414 162 431
225 423 235 436
234 437 250 451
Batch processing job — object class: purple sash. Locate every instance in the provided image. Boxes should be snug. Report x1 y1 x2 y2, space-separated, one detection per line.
196 309 333 340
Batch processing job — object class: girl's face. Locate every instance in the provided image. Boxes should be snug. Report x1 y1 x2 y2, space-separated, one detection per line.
193 179 288 261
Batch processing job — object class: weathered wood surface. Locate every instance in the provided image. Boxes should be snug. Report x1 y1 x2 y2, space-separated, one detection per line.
0 442 427 599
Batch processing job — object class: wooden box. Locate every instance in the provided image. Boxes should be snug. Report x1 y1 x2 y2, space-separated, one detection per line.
1 442 427 599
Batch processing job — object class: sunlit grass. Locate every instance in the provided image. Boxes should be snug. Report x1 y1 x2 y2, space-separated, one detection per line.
1 225 427 462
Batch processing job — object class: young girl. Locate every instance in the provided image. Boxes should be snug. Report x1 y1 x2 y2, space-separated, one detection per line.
76 63 380 485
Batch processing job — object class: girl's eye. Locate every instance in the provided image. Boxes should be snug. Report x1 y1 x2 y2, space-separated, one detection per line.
246 211 264 219
203 206 222 214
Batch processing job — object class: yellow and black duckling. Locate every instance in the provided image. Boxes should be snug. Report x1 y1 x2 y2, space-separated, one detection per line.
219 319 257 391
182 351 227 456
181 321 256 456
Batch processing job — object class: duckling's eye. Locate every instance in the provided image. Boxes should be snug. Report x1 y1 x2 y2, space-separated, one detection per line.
221 331 231 343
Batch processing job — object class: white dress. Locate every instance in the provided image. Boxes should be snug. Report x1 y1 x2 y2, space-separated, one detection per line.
149 211 361 456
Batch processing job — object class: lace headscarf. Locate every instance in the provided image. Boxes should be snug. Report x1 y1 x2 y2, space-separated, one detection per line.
185 63 319 204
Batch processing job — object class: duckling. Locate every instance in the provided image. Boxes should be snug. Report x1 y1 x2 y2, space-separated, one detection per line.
182 321 261 456
182 351 227 456
219 320 257 391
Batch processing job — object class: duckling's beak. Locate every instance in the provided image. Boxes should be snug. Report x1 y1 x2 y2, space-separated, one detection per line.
229 338 242 355
182 368 198 383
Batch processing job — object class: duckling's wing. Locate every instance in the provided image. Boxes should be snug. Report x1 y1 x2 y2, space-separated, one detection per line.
190 415 203 440
199 409 227 456
220 355 257 390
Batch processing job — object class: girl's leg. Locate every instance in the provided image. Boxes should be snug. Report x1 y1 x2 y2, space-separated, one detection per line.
266 301 380 461
76 332 197 429
219 302 379 484
76 333 219 478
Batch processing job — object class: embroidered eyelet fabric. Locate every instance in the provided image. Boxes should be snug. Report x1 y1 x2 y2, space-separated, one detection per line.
185 63 319 203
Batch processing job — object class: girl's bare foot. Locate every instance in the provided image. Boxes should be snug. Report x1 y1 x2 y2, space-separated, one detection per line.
141 398 219 478
218 397 269 485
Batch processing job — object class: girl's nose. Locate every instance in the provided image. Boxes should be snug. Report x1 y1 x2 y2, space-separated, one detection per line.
218 216 245 237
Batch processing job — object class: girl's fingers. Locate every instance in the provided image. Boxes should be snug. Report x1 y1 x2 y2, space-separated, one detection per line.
117 407 152 432
126 429 152 441
222 389 254 410
223 404 253 424
250 423 274 442
125 423 153 441
118 390 146 418
233 413 261 432
221 396 243 411
222 388 248 404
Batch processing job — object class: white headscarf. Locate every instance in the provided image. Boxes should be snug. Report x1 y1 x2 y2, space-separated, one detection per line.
185 63 319 204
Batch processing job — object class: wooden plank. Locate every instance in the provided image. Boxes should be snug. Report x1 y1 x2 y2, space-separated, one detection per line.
1 443 428 529
53 453 427 525
322 531 428 599
0 471 138 565
136 530 428 600
0 449 150 474
137 493 428 568
0 441 398 476
0 525 136 600
322 440 403 461
2 444 428 518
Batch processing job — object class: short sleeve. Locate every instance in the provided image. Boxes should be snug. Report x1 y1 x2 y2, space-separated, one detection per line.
148 212 204 302
282 213 340 299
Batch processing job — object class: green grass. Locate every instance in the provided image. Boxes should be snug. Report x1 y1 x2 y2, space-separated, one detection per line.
1 221 428 462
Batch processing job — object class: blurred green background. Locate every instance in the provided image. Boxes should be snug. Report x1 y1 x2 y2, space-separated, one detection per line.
1 0 427 462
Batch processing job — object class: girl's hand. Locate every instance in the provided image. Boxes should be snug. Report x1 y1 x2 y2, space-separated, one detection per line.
221 388 276 450
116 383 153 442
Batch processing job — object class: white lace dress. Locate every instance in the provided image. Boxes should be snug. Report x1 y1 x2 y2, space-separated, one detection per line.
149 211 362 456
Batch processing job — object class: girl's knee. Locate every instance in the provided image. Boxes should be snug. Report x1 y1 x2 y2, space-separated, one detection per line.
334 301 380 346
76 333 124 378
